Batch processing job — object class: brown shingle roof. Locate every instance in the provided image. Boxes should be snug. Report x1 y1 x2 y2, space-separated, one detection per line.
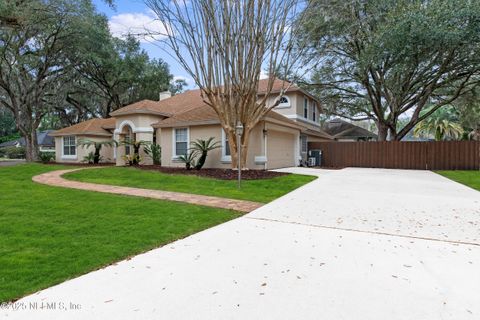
110 90 205 117
323 119 377 139
50 118 115 137
154 102 307 131
109 78 302 117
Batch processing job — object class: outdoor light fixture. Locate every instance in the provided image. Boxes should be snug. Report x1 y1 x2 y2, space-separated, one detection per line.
235 122 244 188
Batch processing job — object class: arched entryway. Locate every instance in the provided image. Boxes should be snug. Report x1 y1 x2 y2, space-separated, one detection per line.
115 121 136 166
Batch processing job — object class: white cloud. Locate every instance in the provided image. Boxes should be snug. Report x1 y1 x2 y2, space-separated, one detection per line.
108 11 167 43
259 71 269 79
172 75 190 84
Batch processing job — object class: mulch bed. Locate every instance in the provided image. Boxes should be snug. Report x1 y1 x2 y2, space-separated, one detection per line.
136 165 290 180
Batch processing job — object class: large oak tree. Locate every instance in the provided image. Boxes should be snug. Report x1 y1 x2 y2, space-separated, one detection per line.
0 0 100 160
298 0 480 140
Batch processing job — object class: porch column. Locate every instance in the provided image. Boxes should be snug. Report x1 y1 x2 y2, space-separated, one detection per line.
135 131 154 165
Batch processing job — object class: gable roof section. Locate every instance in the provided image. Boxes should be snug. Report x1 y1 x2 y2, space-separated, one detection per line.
109 78 314 118
153 102 328 135
110 90 205 117
323 119 377 139
50 118 116 137
0 130 55 147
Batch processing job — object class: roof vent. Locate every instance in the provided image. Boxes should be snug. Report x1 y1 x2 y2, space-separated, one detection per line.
159 91 172 101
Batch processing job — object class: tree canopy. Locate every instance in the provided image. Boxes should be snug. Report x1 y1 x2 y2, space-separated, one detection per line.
298 0 480 140
0 0 175 160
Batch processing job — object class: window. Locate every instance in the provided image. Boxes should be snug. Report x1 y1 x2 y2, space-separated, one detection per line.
62 136 76 157
221 129 231 162
174 128 188 157
300 135 308 153
304 98 308 119
312 102 316 122
277 96 290 108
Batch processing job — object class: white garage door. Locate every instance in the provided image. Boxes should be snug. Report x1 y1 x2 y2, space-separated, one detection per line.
267 130 296 169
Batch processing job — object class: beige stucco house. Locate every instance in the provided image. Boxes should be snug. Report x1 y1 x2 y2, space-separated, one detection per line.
50 79 332 169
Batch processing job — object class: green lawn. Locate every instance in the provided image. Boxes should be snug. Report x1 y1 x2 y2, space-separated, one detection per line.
436 170 480 191
64 167 316 203
0 164 240 302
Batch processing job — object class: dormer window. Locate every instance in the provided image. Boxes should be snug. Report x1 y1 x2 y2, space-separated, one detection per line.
277 96 290 108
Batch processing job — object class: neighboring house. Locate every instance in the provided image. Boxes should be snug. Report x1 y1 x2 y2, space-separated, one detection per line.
0 130 56 152
50 79 333 169
322 119 377 141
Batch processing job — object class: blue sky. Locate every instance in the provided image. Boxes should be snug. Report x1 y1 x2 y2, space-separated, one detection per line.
93 0 193 87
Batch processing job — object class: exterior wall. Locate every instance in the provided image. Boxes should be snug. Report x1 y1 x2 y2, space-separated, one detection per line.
114 114 164 165
114 114 165 130
267 93 298 117
160 123 267 169
54 135 115 163
265 92 324 134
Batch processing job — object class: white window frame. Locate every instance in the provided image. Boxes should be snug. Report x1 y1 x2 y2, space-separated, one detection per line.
300 135 308 153
312 101 317 122
276 96 291 109
221 129 232 163
172 127 189 159
61 136 77 159
304 98 309 119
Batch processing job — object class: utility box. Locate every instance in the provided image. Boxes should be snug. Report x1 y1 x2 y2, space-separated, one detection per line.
308 149 322 167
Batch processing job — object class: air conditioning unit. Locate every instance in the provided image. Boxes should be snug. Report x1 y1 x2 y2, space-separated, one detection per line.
308 157 316 167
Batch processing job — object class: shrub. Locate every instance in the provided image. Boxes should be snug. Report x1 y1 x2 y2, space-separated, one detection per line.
39 152 55 163
123 154 142 166
190 137 220 170
144 143 161 165
0 148 6 158
178 151 198 170
3 146 26 159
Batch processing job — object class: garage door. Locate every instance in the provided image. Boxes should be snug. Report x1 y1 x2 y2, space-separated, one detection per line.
267 130 296 169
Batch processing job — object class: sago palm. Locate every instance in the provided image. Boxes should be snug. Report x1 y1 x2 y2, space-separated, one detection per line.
78 139 117 164
190 137 220 170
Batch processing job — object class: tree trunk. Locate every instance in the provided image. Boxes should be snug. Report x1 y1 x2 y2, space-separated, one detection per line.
377 122 388 141
226 126 251 170
24 131 39 162
240 127 251 169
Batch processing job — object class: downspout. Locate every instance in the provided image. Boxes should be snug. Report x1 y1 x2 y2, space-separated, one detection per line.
264 122 268 170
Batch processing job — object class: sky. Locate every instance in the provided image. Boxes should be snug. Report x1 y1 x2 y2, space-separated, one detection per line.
93 0 194 88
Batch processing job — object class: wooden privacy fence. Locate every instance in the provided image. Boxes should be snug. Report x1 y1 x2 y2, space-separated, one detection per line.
308 141 480 170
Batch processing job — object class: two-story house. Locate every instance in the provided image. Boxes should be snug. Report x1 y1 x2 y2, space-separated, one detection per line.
50 78 332 169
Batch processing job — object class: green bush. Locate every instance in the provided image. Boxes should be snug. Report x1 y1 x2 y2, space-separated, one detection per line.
144 143 161 165
3 146 26 159
39 152 55 163
0 148 6 158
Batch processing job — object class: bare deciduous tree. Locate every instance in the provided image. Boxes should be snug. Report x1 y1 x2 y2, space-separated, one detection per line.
146 0 304 168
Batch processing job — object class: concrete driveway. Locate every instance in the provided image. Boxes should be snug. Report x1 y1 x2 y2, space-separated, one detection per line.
0 159 25 167
3 168 480 320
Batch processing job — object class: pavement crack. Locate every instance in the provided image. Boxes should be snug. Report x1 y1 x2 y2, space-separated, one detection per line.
245 216 480 247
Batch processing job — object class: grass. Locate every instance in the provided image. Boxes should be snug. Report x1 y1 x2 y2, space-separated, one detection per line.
436 170 480 191
0 164 240 302
64 167 316 203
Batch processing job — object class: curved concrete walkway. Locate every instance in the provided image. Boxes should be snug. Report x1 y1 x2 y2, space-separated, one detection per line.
32 168 262 213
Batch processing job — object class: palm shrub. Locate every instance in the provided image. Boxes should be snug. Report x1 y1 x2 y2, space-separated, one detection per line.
144 143 161 165
178 151 198 170
122 138 150 165
413 107 464 141
78 139 117 164
190 137 220 170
